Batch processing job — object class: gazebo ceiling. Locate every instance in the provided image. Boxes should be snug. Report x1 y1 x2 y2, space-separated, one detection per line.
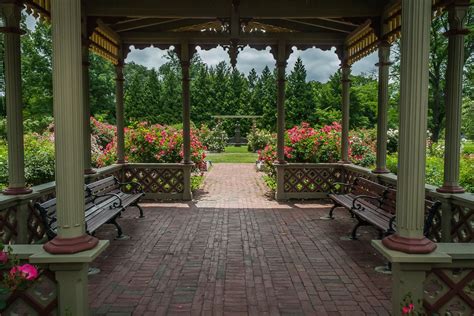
24 0 450 65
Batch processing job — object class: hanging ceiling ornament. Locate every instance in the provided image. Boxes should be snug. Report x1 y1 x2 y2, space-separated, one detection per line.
224 39 244 69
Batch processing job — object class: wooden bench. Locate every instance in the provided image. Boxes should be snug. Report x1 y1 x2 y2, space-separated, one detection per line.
323 177 387 220
350 187 441 240
35 176 144 240
87 176 145 219
326 177 441 240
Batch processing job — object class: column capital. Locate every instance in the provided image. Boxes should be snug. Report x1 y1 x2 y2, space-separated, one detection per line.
444 3 470 36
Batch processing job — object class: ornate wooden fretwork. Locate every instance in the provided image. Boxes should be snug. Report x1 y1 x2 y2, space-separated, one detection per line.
24 0 121 64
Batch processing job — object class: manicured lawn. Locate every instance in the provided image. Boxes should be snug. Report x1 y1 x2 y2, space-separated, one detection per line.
206 146 258 163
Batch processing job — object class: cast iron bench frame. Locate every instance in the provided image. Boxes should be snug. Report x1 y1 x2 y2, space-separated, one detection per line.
326 177 441 240
35 176 145 240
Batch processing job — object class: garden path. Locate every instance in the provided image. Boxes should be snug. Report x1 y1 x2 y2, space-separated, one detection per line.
89 163 391 315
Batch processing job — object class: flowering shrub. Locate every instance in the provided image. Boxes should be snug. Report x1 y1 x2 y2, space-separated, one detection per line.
247 128 275 152
387 128 398 154
258 122 375 166
90 117 116 149
197 123 228 153
95 122 207 170
0 242 40 309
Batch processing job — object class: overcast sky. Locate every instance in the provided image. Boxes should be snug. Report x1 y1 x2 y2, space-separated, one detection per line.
25 14 378 83
127 45 378 83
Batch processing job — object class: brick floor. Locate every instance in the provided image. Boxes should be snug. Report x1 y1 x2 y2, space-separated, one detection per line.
89 164 392 315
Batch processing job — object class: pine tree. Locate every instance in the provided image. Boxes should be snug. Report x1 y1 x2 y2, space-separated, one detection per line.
286 57 313 127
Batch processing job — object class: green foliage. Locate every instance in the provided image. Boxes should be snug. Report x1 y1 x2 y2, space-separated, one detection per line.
0 134 55 189
386 153 473 193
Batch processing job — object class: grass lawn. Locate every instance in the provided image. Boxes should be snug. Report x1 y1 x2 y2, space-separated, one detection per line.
206 146 258 163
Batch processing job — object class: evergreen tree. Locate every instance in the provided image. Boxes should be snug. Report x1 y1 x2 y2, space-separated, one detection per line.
285 57 313 127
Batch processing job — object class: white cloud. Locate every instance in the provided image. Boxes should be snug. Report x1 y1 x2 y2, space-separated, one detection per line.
126 45 378 82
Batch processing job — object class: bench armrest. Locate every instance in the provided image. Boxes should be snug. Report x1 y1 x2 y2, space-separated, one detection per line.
118 181 144 194
34 202 57 240
330 182 352 194
423 201 442 238
93 192 123 209
351 195 383 211
388 216 396 234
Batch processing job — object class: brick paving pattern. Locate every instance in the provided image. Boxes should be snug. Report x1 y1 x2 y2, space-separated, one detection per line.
90 163 392 315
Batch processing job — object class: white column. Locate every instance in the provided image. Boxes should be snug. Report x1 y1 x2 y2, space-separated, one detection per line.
373 41 391 174
1 1 31 195
340 63 351 163
382 0 435 254
44 0 98 253
115 61 126 164
180 44 192 165
437 2 469 194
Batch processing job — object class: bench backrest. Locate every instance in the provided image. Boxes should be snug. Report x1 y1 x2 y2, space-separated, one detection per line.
379 188 440 216
352 177 387 198
87 176 120 196
379 188 397 214
35 185 93 239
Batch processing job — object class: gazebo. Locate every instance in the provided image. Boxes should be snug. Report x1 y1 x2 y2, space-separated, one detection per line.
0 0 472 314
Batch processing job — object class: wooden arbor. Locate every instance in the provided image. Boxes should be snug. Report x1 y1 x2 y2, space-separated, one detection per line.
0 0 472 314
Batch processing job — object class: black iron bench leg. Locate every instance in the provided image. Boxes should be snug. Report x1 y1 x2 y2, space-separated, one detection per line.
109 217 130 240
328 204 337 219
350 219 368 240
134 201 145 218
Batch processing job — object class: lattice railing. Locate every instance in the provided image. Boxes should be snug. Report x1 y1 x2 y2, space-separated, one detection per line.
123 163 192 200
450 198 474 243
0 204 19 244
423 267 474 314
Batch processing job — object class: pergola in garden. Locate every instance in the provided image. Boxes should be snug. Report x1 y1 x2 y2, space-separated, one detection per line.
0 0 473 314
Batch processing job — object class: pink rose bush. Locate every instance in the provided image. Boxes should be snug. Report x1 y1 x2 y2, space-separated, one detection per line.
258 122 375 166
94 122 207 171
258 122 376 179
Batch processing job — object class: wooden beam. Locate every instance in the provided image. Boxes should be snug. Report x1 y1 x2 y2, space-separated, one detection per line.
86 0 387 18
85 0 231 18
111 18 184 32
121 31 346 46
283 18 356 33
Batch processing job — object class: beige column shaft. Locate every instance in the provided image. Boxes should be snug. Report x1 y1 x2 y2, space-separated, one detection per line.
276 61 287 163
2 2 31 195
438 4 469 194
374 42 391 174
382 0 435 254
180 45 192 164
82 41 94 173
51 0 85 238
45 0 98 255
340 64 351 163
115 63 126 164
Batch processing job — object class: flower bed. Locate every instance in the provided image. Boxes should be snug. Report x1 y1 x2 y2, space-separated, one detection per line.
94 121 207 170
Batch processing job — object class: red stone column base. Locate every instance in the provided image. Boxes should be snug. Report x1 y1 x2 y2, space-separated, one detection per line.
436 185 465 194
382 233 436 254
274 160 288 165
44 234 99 254
372 168 390 174
84 168 97 175
3 187 33 195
